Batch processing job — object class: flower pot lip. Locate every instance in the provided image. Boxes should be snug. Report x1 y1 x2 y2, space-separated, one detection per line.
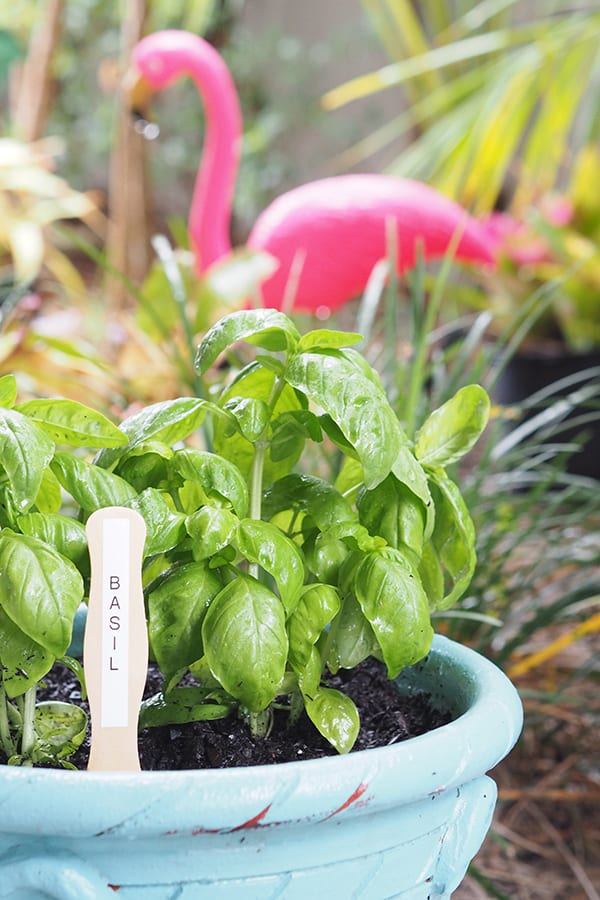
0 636 522 837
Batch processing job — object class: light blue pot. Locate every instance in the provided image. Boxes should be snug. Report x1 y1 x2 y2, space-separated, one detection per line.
0 636 522 899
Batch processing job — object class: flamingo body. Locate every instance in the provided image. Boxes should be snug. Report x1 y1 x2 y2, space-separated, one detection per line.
133 31 495 314
248 174 495 313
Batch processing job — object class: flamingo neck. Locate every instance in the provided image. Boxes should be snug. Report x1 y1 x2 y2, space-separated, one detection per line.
174 39 242 274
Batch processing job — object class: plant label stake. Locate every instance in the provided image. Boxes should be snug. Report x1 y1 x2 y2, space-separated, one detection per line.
84 507 147 771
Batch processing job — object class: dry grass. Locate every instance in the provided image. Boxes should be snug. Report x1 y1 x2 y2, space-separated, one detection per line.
455 644 599 899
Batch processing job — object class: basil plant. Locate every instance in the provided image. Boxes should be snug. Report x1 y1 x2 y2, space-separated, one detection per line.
0 310 489 764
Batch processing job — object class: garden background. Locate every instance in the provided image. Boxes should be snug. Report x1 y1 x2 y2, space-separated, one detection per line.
1 2 599 897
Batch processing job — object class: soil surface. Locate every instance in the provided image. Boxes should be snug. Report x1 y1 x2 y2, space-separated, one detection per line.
29 658 451 770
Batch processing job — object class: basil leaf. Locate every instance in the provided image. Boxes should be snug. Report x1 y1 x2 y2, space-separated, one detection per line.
415 384 490 468
353 547 433 677
34 701 87 759
51 452 137 511
288 583 340 669
0 606 54 698
270 409 322 463
0 529 83 657
264 473 356 532
358 474 427 557
425 469 477 610
213 363 303 483
202 574 287 712
236 519 305 617
185 506 238 561
126 489 187 557
95 397 211 469
15 399 128 448
148 560 223 678
286 350 401 489
303 686 359 754
298 329 362 352
172 448 249 518
303 530 349 583
17 512 88 569
34 465 62 514
326 592 380 673
222 397 270 442
0 408 54 513
195 309 300 374
140 689 232 728
113 441 173 492
0 374 17 408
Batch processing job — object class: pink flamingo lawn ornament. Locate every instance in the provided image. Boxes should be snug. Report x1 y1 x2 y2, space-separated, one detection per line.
130 30 495 315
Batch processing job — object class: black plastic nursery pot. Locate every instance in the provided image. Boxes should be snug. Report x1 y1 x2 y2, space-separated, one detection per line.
495 346 600 479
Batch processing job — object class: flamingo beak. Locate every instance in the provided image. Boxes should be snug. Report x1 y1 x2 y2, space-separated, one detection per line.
123 64 155 120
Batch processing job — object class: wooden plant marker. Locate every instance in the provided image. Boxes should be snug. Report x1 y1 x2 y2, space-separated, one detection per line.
84 507 147 771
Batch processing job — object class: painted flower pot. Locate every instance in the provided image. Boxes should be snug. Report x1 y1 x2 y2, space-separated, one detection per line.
0 636 522 900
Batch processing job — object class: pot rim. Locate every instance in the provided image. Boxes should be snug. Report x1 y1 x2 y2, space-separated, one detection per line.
0 635 522 837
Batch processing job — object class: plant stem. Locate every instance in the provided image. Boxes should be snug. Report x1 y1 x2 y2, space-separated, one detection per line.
248 707 273 739
0 685 16 759
20 686 37 759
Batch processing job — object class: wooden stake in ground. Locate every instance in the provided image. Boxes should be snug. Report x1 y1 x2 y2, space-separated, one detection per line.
84 506 147 771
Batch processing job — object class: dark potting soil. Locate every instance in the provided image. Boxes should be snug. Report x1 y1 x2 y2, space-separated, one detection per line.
31 659 452 770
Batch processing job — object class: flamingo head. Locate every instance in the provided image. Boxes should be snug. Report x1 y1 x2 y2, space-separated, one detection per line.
127 30 228 110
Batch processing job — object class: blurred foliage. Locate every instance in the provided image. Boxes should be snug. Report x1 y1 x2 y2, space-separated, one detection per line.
0 0 360 241
472 145 600 352
324 0 600 214
0 137 94 289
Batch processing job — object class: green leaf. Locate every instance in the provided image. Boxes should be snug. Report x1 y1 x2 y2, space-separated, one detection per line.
288 583 340 669
303 686 359 754
358 474 427 557
415 384 490 467
17 513 88 569
172 448 249 518
148 560 223 678
34 701 87 760
94 397 211 469
15 399 128 448
222 396 270 442
0 530 83 657
0 606 54 698
115 442 172 492
194 309 300 374
213 363 304 483
202 574 288 712
326 591 380 672
0 374 17 408
51 453 137 512
286 350 401 489
269 410 322 463
126 489 187 557
34 466 62 514
353 547 433 677
0 408 54 514
298 329 363 352
424 469 476 610
303 531 349 583
140 689 232 729
263 474 356 532
236 519 305 616
185 506 238 561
